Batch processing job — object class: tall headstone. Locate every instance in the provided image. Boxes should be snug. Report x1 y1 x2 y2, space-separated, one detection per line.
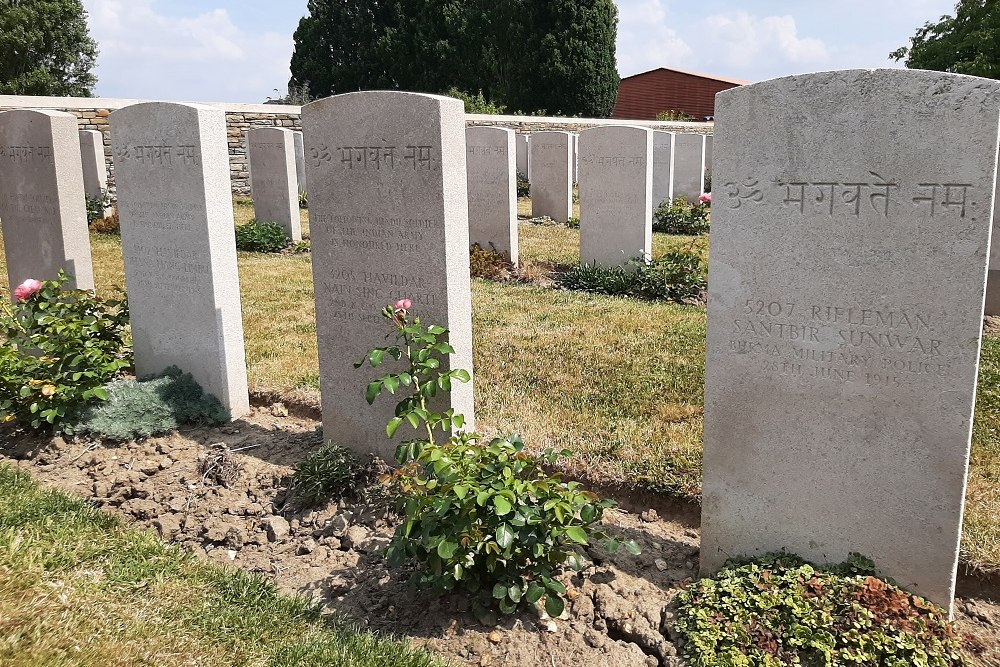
466 126 518 262
704 134 714 176
302 91 475 461
79 129 108 201
293 130 307 195
652 131 674 207
702 69 1000 610
672 133 706 202
578 126 653 268
515 133 529 178
0 109 94 292
530 131 573 222
110 102 249 417
248 127 302 241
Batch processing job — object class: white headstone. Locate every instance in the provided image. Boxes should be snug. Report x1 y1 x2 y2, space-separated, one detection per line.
578 126 653 268
466 126 518 262
572 132 580 184
702 69 1000 610
530 131 573 222
248 127 302 241
0 109 94 292
672 133 706 202
302 91 475 461
110 102 249 417
79 129 108 201
704 134 714 177
652 131 674 208
293 130 307 195
515 133 528 178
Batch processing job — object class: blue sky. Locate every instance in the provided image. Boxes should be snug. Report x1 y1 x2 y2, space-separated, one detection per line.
81 0 959 103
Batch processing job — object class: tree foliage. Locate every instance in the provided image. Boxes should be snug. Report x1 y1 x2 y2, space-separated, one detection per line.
289 0 620 117
0 0 99 96
890 0 1000 79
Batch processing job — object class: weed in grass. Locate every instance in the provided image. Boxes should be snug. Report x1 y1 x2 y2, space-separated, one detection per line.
653 197 710 235
559 249 707 303
0 465 444 667
235 220 292 253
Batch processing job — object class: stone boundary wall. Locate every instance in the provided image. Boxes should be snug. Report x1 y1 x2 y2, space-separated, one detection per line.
0 96 713 196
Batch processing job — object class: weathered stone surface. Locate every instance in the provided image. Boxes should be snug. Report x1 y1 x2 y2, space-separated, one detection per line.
572 132 580 183
79 129 107 200
652 131 674 207
701 69 1000 610
293 130 307 195
0 109 94 291
704 134 714 175
110 102 249 417
530 131 573 222
671 133 705 202
578 126 652 268
466 126 517 262
302 91 475 461
515 133 528 177
248 127 302 241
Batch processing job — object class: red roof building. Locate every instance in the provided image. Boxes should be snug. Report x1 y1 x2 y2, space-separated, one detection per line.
611 67 749 121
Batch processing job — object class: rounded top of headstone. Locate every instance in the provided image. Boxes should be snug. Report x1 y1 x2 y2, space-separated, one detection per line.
110 101 224 121
720 68 1000 106
580 124 652 138
303 90 464 116
466 126 515 138
248 126 295 137
0 108 78 121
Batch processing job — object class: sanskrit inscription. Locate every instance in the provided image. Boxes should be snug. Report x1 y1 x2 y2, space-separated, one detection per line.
0 144 53 163
310 144 436 170
114 143 200 166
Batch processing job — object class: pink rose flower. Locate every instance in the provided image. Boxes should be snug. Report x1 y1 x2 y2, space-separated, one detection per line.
699 193 712 204
394 298 412 310
13 279 42 302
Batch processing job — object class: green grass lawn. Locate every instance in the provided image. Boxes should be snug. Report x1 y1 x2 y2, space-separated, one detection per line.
0 465 442 667
1 204 998 573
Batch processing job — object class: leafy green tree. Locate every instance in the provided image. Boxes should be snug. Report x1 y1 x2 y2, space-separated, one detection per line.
0 0 99 96
890 0 1000 79
289 0 620 117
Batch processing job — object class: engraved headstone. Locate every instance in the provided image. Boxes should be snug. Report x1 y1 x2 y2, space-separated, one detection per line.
110 102 249 417
515 133 529 178
530 131 573 222
579 126 653 268
672 133 705 202
293 130 307 195
652 131 674 207
0 109 94 292
702 69 1000 610
79 129 108 201
302 91 475 460
466 126 518 262
248 127 302 241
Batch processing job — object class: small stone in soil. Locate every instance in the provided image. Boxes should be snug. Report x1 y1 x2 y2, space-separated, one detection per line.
654 559 668 571
263 515 290 541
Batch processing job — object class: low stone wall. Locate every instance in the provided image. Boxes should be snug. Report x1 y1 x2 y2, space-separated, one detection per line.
0 96 712 196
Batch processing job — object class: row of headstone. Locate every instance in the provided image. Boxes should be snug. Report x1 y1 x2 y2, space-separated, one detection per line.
2 77 997 616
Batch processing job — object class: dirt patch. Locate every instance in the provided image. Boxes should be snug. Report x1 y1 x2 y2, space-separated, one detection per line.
2 407 999 666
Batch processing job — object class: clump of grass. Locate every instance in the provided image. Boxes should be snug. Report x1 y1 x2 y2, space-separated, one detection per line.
287 442 382 508
0 464 443 667
673 553 966 666
73 366 230 441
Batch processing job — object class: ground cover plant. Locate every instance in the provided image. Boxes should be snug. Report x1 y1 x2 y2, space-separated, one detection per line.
559 248 707 303
0 272 130 432
235 219 292 253
72 366 230 441
287 441 378 507
0 464 444 667
673 553 966 666
357 300 638 616
2 204 999 574
470 244 516 280
654 196 710 235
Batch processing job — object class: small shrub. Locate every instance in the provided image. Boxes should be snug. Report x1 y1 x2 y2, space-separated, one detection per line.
85 192 107 224
356 301 637 616
291 240 311 254
564 216 580 229
72 366 229 441
470 244 515 280
704 170 712 193
288 441 377 507
653 197 710 235
516 171 530 198
235 220 291 253
673 553 966 667
656 109 695 122
0 272 131 432
299 190 308 209
559 249 707 303
445 88 507 115
90 207 120 235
